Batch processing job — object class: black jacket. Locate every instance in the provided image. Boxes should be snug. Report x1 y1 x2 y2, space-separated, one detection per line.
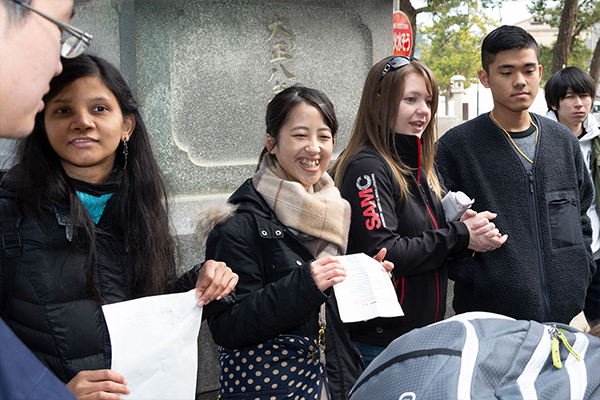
338 135 469 347
0 186 199 383
204 179 363 400
436 113 595 323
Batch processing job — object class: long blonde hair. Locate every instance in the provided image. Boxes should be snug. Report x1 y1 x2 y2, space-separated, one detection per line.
330 57 442 200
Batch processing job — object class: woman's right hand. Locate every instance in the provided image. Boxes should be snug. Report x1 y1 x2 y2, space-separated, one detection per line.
310 255 346 292
461 210 508 252
66 370 130 400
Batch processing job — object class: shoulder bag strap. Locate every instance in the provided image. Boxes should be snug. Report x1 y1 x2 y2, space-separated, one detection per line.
318 302 330 400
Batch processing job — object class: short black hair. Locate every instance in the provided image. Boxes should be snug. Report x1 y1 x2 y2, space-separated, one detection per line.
1 0 31 26
545 67 596 111
481 25 539 72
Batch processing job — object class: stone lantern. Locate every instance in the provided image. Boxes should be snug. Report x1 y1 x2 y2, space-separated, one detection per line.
450 75 467 120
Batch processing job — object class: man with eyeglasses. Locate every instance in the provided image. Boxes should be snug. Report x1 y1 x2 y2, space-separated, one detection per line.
0 0 86 398
0 0 91 138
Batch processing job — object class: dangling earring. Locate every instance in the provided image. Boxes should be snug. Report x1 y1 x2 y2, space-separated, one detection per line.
122 139 129 170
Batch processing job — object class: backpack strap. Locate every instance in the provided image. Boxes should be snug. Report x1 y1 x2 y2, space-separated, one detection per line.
0 197 23 318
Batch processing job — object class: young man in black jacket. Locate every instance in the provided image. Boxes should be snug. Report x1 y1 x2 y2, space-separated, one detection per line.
544 67 600 325
436 25 595 323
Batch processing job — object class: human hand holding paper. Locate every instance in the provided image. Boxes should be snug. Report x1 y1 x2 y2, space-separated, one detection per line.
333 253 403 323
311 255 347 291
195 260 238 306
373 247 394 278
66 369 129 400
101 290 202 400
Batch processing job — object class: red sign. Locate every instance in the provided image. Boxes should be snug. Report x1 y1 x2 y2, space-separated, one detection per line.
393 11 412 56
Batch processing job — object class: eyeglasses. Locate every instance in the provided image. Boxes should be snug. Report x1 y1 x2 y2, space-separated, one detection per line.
380 56 418 81
11 0 92 59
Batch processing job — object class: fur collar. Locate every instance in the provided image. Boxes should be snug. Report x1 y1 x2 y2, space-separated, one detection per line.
195 201 238 245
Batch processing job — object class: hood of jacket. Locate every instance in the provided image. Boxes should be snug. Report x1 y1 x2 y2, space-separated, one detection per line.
195 178 271 244
545 110 600 143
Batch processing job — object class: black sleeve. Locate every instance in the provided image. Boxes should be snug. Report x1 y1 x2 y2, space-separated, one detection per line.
340 154 469 278
205 217 328 349
435 139 463 193
0 195 22 317
166 265 200 294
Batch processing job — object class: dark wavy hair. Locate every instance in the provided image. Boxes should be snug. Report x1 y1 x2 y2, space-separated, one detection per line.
258 85 338 169
10 54 174 298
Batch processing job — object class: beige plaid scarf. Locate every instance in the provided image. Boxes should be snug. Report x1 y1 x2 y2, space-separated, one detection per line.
252 155 351 257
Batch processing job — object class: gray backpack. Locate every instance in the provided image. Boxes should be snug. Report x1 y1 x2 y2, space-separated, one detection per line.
350 312 600 400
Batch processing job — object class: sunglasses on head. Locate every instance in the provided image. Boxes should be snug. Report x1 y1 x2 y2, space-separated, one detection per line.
380 56 418 81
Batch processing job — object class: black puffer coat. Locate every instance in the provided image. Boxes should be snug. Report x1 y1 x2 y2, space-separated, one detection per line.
204 179 363 400
0 187 199 383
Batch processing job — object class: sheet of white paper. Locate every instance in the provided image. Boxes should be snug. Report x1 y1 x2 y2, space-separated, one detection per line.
102 290 202 400
333 253 404 323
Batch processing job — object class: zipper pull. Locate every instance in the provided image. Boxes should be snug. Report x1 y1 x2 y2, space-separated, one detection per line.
528 171 534 194
549 325 562 369
557 329 581 361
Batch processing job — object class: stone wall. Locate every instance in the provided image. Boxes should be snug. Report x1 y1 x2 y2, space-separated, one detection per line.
67 1 392 397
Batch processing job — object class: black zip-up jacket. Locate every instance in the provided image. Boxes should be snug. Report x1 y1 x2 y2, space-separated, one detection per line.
338 135 470 347
436 113 595 323
0 184 200 383
204 180 363 400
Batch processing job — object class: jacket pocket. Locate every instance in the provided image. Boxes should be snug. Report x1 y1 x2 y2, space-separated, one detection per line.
547 190 583 249
263 247 302 283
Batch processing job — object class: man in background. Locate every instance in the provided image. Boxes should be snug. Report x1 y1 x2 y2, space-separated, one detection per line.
545 66 600 326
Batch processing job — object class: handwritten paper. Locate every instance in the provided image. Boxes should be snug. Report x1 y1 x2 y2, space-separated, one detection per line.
102 290 202 399
333 253 404 323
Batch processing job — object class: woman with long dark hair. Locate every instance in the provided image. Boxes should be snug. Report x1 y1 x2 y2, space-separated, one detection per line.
0 54 237 399
329 56 507 366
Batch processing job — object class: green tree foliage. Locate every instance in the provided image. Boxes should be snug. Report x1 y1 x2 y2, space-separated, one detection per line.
397 0 500 57
529 0 599 43
419 2 496 96
529 0 600 82
538 39 593 85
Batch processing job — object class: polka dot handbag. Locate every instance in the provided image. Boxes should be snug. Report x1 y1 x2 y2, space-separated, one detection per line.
217 335 330 400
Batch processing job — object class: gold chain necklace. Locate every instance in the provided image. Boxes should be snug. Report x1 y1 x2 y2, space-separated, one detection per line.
490 111 539 164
